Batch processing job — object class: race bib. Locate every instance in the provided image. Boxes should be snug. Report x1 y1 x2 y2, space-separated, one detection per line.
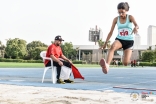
118 28 129 36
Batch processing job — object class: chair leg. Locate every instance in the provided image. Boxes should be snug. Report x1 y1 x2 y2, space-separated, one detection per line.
52 67 57 84
42 67 49 83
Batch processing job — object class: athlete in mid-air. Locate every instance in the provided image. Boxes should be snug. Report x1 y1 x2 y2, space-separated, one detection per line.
100 2 139 74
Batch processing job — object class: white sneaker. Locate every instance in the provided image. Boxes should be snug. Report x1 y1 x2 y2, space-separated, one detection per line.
100 58 109 74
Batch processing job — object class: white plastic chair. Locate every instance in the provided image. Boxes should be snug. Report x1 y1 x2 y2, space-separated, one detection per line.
40 51 57 84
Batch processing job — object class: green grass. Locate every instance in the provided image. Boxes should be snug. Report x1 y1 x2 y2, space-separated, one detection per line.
0 62 44 68
0 62 102 68
0 62 127 68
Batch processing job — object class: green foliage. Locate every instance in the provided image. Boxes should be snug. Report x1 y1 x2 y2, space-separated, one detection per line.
98 39 105 48
139 62 156 66
0 58 84 64
2 39 78 61
61 42 77 59
91 62 99 64
154 49 156 61
0 58 42 63
106 41 111 49
26 41 48 60
27 41 47 51
72 60 82 64
5 38 27 59
31 47 47 60
98 39 111 49
66 60 86 64
141 50 155 63
0 41 5 58
151 62 156 66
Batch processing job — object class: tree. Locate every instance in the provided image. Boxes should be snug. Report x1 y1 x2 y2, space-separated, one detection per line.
106 41 111 49
5 38 27 59
98 39 111 58
61 42 76 59
0 41 5 58
98 39 105 48
97 39 111 49
31 47 47 60
142 50 155 63
98 39 105 57
26 41 48 60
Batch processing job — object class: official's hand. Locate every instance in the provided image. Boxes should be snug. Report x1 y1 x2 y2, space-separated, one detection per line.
67 59 73 64
58 61 63 66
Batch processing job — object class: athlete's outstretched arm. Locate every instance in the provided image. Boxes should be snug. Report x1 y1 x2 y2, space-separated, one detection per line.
130 15 139 34
105 17 117 42
103 17 117 48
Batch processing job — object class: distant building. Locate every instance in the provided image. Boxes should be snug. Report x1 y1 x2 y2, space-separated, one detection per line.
73 25 156 63
73 44 153 63
147 25 156 46
134 34 141 48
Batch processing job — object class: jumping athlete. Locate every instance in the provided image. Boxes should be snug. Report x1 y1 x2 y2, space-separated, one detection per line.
100 2 139 74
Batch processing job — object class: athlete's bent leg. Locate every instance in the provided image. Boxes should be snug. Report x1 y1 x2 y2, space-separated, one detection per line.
106 40 122 64
123 49 133 66
100 40 122 74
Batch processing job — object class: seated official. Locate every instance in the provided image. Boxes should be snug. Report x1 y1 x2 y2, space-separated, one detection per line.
44 35 74 84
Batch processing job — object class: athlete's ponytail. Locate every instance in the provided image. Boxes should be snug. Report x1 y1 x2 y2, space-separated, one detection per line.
125 2 130 11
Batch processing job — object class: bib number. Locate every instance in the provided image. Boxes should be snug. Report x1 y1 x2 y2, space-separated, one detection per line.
118 28 129 36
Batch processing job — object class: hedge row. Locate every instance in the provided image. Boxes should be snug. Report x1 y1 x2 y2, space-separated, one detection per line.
81 62 156 66
0 58 43 63
0 58 84 64
0 58 156 66
139 62 156 66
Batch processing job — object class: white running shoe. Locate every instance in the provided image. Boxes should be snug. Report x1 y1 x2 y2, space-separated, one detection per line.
100 58 109 74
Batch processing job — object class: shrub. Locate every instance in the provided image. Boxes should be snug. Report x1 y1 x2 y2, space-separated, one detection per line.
91 62 98 64
139 62 152 66
0 58 42 63
72 60 82 64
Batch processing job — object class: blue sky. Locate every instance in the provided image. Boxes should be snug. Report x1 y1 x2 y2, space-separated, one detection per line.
0 0 156 45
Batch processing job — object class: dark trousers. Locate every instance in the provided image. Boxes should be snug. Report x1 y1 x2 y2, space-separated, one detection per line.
46 60 71 79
